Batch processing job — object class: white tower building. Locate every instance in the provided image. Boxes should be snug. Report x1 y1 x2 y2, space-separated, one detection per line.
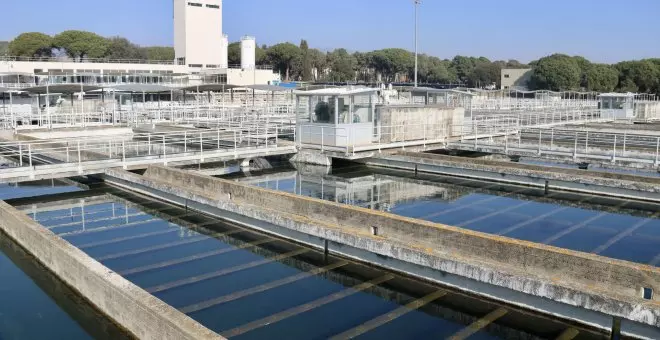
173 0 223 68
220 34 229 68
240 36 256 70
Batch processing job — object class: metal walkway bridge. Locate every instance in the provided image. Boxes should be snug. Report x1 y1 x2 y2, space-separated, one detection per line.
0 128 296 183
448 127 660 169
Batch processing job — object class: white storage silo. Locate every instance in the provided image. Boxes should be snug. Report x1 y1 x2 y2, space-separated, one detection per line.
241 36 256 69
220 34 229 68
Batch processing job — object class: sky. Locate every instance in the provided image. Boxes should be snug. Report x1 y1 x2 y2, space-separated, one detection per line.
1 0 659 63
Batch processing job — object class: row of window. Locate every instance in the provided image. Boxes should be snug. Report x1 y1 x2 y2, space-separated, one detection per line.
187 2 220 9
187 64 225 69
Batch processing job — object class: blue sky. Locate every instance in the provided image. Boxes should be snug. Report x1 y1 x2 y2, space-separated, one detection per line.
1 0 659 63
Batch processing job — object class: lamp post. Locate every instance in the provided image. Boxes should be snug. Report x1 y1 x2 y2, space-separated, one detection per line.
414 0 421 88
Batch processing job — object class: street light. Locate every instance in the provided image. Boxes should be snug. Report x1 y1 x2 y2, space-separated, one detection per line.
414 0 421 88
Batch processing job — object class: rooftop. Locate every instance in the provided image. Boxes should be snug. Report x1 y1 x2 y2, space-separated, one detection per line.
295 87 377 97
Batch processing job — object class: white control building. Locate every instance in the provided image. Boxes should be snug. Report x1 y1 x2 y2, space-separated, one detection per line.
0 0 279 87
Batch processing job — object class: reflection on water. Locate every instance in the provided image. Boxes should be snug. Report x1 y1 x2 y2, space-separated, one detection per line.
18 188 609 340
0 181 127 340
0 179 80 200
224 163 660 267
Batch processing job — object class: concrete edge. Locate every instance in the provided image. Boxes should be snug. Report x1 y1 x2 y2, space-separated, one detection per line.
140 165 660 276
0 200 223 340
396 151 660 187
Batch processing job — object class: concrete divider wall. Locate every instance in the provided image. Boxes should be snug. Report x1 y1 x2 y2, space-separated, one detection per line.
129 165 660 328
389 152 660 194
0 200 223 340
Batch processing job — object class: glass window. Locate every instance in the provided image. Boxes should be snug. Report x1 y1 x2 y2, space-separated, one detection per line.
352 94 373 123
601 98 611 109
311 96 334 123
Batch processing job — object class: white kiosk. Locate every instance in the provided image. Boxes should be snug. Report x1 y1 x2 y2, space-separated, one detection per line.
295 88 377 148
599 93 635 119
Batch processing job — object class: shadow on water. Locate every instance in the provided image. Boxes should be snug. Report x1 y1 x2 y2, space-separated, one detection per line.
0 231 133 340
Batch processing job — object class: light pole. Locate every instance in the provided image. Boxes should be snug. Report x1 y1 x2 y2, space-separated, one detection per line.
414 0 421 87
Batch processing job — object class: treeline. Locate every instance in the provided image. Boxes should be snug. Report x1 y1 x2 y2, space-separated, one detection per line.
227 40 516 87
6 31 659 94
530 54 660 94
7 31 174 61
230 40 659 94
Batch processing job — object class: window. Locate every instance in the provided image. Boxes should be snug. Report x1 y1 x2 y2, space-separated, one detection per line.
187 2 202 7
206 64 219 68
188 64 203 68
504 74 510 78
642 287 653 300
206 4 220 9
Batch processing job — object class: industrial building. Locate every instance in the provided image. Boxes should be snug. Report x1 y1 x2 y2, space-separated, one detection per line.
0 0 279 88
500 68 532 90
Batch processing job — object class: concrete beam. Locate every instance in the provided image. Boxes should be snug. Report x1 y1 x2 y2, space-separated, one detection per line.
103 166 660 338
361 152 660 202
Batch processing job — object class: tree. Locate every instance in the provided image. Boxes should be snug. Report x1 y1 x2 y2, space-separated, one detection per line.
228 42 241 65
309 49 327 80
0 41 9 56
327 48 356 82
468 61 500 88
369 48 413 82
530 54 581 91
266 42 301 81
300 40 312 81
256 45 267 64
616 60 659 94
106 37 146 60
8 32 53 57
53 30 109 60
584 64 618 92
142 46 174 61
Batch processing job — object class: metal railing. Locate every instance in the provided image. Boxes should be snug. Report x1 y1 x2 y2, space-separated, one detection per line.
449 127 660 168
0 56 274 70
295 108 613 156
0 127 296 182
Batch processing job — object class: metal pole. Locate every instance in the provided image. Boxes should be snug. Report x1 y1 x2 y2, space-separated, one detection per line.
9 91 14 131
413 0 421 87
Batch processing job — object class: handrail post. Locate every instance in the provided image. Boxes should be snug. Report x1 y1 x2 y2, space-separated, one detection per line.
550 129 554 150
199 132 204 162
28 143 32 168
655 137 660 166
585 131 589 153
18 143 23 167
234 130 238 158
573 131 578 161
122 140 126 169
76 141 81 170
162 135 167 165
612 135 617 163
